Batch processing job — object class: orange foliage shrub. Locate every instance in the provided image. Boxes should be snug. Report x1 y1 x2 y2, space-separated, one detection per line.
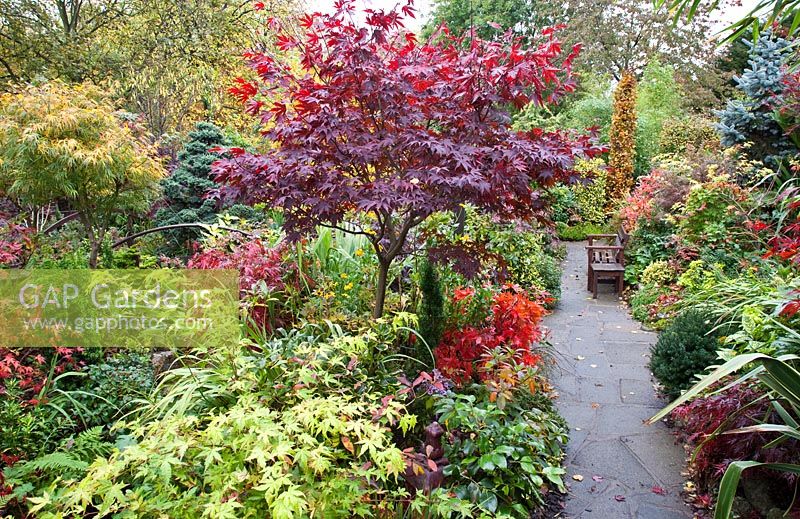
607 71 638 209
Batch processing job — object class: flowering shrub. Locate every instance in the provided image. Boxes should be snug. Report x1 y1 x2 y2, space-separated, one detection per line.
640 260 677 287
435 286 546 384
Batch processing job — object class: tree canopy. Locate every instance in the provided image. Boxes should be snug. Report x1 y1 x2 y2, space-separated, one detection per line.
214 0 604 316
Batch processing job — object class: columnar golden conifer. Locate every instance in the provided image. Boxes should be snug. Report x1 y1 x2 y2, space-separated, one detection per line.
606 71 638 209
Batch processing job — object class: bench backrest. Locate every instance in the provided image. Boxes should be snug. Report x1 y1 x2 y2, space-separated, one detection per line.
592 247 623 264
617 227 629 248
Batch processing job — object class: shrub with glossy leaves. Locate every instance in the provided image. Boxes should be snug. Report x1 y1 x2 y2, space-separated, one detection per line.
435 389 567 517
649 309 728 398
571 158 607 225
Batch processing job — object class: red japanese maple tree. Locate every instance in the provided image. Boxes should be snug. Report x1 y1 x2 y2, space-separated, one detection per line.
214 0 604 317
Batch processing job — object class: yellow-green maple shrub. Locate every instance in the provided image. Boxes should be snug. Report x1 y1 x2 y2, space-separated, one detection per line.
606 71 638 209
32 325 416 518
0 81 164 266
571 158 607 225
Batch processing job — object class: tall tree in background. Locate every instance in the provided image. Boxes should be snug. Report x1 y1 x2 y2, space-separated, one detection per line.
0 0 299 136
555 0 715 80
0 0 125 83
607 71 638 209
214 0 604 317
422 0 558 43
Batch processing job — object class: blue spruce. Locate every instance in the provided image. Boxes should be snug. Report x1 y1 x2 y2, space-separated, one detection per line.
154 122 226 254
715 31 792 167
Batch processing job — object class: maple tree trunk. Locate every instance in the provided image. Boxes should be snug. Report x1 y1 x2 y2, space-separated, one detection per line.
373 259 391 319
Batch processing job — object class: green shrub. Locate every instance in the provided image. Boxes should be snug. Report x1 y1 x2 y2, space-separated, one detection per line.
418 260 444 363
624 218 675 284
556 222 608 241
76 353 155 427
629 284 662 324
658 115 719 155
435 390 567 517
571 158 607 225
649 310 728 399
533 253 561 307
640 260 676 287
0 381 76 462
547 185 578 224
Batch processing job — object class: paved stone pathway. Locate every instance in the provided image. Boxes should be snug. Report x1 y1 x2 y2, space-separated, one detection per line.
543 241 691 519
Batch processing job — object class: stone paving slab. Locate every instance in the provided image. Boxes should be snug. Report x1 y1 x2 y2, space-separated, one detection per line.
544 242 691 518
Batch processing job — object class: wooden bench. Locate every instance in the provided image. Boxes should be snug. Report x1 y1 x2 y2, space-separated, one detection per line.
586 229 628 298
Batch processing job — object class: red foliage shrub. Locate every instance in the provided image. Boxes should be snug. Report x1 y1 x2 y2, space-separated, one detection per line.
764 190 800 265
189 238 287 293
671 382 800 494
435 285 546 383
0 222 33 267
0 347 84 402
188 238 300 330
213 0 604 317
618 170 669 231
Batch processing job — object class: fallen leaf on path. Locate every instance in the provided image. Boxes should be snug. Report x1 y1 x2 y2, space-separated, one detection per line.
341 436 355 454
590 364 598 368
576 355 586 361
592 475 603 482
591 402 600 409
572 474 584 482
651 486 666 495
614 495 626 502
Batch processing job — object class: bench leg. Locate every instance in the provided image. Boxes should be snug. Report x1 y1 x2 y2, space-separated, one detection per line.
587 267 593 292
616 274 623 295
592 275 598 299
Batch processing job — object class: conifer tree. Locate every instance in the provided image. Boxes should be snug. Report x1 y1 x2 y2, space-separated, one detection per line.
607 71 638 208
155 122 226 254
715 31 792 166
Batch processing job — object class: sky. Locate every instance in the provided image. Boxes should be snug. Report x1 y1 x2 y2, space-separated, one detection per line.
304 0 760 34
